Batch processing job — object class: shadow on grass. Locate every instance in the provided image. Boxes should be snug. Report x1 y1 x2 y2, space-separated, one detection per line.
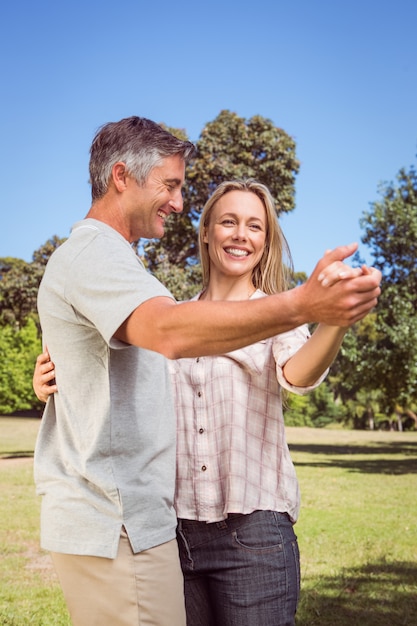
289 442 417 456
297 560 417 625
289 442 417 475
0 451 34 459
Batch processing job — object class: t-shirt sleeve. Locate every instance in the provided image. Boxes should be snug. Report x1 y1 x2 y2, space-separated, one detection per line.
64 230 174 345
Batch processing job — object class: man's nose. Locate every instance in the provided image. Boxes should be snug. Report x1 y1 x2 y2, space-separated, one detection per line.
170 190 183 213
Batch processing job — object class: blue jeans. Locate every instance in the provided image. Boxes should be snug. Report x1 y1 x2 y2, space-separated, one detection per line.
177 510 300 626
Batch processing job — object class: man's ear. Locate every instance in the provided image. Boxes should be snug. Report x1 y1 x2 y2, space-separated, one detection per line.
112 162 128 192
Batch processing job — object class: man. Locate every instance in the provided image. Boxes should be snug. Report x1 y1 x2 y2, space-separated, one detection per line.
35 116 381 626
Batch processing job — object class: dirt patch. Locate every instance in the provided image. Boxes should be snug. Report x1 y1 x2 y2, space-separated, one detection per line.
23 541 57 583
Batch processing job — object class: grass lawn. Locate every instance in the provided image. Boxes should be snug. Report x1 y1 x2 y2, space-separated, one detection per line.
289 427 417 625
0 419 70 625
1 419 416 625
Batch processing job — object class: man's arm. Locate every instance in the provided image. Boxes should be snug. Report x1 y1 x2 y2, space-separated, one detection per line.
114 243 381 360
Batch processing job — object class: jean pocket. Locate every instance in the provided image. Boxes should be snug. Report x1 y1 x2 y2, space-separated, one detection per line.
231 512 284 553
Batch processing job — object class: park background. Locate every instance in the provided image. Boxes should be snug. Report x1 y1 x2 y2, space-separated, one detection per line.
0 0 416 427
0 0 416 623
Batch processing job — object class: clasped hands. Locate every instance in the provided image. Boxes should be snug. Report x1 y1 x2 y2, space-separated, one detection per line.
316 244 381 288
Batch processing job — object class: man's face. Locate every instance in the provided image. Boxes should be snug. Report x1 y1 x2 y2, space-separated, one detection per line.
126 154 186 240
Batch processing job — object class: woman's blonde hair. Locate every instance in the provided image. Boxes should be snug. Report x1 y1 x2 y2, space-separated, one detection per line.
198 179 293 294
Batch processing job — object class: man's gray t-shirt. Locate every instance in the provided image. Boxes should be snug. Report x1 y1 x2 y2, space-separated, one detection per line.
35 219 177 558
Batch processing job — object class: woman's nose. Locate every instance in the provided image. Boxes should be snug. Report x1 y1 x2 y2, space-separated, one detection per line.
232 225 247 240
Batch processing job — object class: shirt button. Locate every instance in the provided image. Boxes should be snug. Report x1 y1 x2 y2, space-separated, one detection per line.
199 428 204 434
196 357 200 362
201 465 207 471
197 391 202 397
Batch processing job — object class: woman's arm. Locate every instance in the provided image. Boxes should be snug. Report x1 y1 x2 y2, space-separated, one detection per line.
33 349 57 403
282 324 347 387
282 265 374 387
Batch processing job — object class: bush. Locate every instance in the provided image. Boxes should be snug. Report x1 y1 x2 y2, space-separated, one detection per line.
0 317 42 414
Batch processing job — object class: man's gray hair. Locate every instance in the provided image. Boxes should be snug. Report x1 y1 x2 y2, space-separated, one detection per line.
89 116 196 201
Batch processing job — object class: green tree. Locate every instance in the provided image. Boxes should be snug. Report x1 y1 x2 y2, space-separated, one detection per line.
32 235 66 267
0 236 65 329
284 382 344 428
185 109 300 217
0 258 41 329
353 160 417 428
0 317 42 413
328 314 380 420
341 388 386 430
148 257 202 302
284 394 314 427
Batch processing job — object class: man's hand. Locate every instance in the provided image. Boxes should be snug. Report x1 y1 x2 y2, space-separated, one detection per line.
298 243 381 327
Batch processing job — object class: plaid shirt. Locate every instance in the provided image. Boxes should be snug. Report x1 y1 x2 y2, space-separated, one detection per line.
170 291 327 523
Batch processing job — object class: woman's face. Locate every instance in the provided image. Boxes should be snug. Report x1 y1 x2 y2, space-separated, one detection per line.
203 190 267 282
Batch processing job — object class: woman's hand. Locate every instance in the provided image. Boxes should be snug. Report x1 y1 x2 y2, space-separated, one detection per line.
283 254 381 387
33 349 57 403
317 250 376 287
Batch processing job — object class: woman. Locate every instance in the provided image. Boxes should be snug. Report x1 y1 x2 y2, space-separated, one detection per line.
34 179 366 626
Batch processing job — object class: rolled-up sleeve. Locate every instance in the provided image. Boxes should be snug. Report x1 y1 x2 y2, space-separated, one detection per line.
273 325 328 394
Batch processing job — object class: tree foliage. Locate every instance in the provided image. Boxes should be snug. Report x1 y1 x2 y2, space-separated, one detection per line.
0 257 41 329
0 317 42 414
147 257 202 302
361 162 417 419
0 238 66 414
331 159 417 429
0 236 66 330
185 110 300 217
284 382 344 428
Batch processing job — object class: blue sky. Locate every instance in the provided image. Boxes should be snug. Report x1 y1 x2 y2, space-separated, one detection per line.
0 0 416 274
